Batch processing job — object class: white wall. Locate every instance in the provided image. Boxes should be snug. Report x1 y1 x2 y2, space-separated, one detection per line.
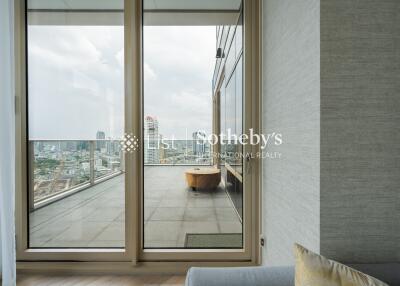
262 0 320 266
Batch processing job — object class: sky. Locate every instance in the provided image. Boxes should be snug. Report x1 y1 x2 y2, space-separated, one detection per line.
28 25 215 140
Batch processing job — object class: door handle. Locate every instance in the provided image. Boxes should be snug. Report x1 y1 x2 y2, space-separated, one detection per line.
245 153 252 174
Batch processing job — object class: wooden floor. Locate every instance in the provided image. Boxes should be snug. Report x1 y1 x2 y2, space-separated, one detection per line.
17 275 186 286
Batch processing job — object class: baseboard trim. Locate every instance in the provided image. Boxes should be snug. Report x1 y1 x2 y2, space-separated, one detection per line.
17 260 258 275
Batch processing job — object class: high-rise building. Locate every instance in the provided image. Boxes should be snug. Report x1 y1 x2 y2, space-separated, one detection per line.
106 140 114 155
96 131 106 150
144 116 160 164
192 130 206 156
106 140 120 156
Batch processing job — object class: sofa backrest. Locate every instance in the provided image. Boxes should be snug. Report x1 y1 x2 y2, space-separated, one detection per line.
349 263 400 286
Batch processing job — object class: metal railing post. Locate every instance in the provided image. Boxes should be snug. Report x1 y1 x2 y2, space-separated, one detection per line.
89 140 95 185
29 141 35 211
120 141 125 172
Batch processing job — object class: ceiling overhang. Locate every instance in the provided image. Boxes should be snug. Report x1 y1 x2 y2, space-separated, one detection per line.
28 0 241 26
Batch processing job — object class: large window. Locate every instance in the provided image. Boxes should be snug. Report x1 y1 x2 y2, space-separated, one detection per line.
17 0 260 264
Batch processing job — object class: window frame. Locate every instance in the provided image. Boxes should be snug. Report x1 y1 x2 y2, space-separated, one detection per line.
15 0 262 270
15 0 138 263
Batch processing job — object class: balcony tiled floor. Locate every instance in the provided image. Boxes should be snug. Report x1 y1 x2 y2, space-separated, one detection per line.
30 166 242 248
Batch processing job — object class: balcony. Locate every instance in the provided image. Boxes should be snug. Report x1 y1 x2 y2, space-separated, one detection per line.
29 140 242 248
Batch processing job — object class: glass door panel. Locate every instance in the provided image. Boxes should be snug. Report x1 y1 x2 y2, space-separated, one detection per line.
142 0 243 249
27 0 125 248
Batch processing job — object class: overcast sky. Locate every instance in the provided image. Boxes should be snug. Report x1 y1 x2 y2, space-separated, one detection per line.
28 25 215 140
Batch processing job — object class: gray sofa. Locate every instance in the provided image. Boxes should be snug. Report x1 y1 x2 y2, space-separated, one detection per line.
185 264 400 286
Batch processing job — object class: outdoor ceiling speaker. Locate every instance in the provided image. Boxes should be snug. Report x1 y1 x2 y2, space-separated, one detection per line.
216 47 223 58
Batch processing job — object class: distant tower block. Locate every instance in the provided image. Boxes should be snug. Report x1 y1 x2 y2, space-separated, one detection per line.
144 116 160 164
96 131 106 150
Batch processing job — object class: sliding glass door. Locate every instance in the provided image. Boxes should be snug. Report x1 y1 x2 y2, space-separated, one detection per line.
17 0 259 263
27 14 125 250
142 0 246 253
26 0 126 249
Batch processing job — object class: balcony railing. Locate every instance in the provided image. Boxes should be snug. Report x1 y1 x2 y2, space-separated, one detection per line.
29 140 124 210
29 139 213 209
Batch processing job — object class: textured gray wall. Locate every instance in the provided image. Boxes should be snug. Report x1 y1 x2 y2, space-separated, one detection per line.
262 0 320 266
320 0 400 263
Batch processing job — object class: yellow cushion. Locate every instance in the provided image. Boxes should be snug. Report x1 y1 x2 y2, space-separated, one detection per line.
294 243 388 286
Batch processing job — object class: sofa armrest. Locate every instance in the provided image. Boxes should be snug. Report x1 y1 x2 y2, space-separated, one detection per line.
185 266 294 286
